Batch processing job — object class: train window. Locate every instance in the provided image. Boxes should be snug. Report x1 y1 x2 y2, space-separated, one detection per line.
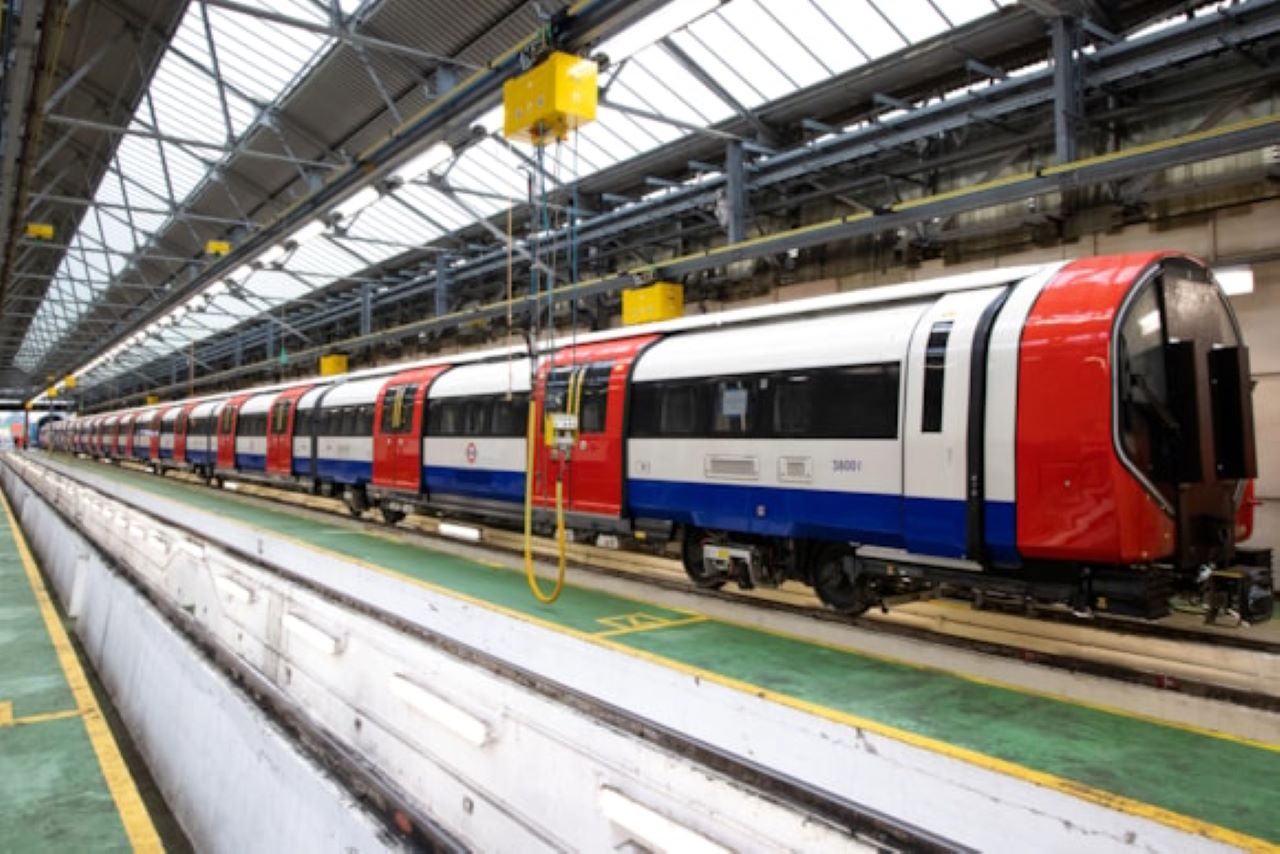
401 386 418 432
1117 282 1175 500
774 375 815 435
357 404 375 435
711 380 754 437
427 400 459 435
775 364 901 439
219 407 235 434
380 387 401 433
295 408 312 436
661 384 701 435
271 402 288 435
579 366 611 434
491 393 529 437
464 399 489 436
921 320 952 433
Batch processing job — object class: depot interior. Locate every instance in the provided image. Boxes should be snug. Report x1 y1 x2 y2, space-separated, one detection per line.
0 0 1278 851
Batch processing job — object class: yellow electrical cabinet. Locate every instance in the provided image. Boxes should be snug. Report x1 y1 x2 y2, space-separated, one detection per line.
145 395 160 405
319 353 349 376
622 282 684 326
25 222 54 241
503 52 598 146
205 240 232 256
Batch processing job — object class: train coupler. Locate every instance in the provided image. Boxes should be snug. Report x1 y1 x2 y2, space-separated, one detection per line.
1205 563 1274 625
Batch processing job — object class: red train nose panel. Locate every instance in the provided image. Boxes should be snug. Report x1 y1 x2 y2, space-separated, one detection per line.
1016 254 1175 564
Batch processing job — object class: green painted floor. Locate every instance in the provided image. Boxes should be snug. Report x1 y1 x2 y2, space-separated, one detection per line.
0 491 134 852
53 455 1280 845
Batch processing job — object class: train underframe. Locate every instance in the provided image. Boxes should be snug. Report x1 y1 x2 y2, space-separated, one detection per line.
674 525 1275 626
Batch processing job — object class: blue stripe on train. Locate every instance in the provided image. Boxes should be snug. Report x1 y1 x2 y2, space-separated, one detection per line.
424 466 524 504
316 457 372 484
627 479 1017 563
235 453 266 471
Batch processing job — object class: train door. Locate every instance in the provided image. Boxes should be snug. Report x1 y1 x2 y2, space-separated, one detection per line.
174 404 194 463
267 386 311 476
535 336 656 520
902 287 1009 559
216 395 249 470
150 411 164 460
373 366 450 493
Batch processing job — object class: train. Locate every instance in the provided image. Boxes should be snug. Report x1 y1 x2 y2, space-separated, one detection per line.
42 252 1273 623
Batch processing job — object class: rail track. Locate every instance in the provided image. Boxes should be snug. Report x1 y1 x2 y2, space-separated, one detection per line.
84 455 1280 712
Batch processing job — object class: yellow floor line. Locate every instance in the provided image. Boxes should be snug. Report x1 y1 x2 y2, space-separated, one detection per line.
10 708 83 727
0 487 163 853
595 614 709 638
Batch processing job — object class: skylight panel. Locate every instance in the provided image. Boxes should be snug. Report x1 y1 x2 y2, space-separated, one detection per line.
937 0 1003 25
731 0 828 88
812 0 907 60
686 12 789 104
881 0 949 43
761 0 864 75
666 30 765 108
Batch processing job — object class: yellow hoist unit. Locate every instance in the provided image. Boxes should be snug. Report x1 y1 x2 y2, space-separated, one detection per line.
63 375 76 391
622 282 684 326
25 222 54 241
145 394 160 405
503 51 598 146
319 353 349 376
205 240 232 257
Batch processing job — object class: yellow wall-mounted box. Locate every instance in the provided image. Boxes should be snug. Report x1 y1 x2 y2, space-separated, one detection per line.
25 222 54 241
621 282 684 326
503 52 598 146
319 353 349 376
145 394 160 405
205 240 232 256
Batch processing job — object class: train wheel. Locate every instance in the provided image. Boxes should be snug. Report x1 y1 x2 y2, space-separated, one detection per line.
343 486 368 517
380 504 405 526
813 547 872 615
681 529 727 589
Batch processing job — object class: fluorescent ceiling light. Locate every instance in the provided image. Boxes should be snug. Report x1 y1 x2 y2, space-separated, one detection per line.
227 264 253 282
1215 265 1254 296
391 141 453 183
206 281 229 298
257 243 287 267
333 186 381 220
288 218 327 246
597 0 720 61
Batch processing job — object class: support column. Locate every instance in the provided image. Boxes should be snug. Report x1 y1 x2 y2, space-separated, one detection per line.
435 253 450 318
725 140 747 244
360 282 372 337
1051 16 1082 165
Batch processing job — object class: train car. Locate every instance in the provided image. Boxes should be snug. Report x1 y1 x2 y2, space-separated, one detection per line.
233 393 273 473
422 358 530 517
310 378 381 506
61 253 1270 623
185 400 221 475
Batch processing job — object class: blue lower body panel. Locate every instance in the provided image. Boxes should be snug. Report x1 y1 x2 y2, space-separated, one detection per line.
187 450 213 466
628 478 1018 563
235 453 266 471
425 466 524 504
628 479 904 548
316 457 371 485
